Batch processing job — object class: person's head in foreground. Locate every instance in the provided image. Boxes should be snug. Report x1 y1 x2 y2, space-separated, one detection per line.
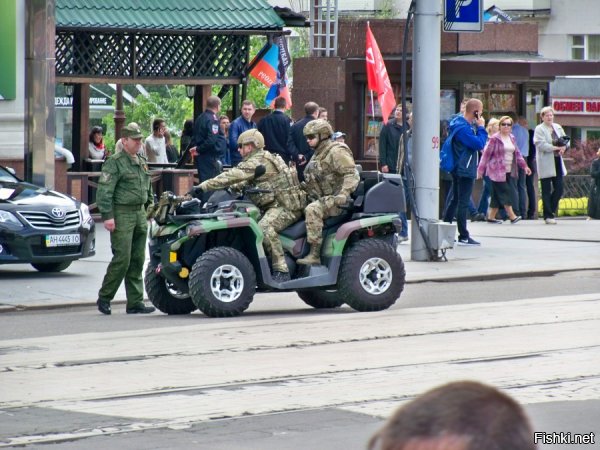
368 380 536 450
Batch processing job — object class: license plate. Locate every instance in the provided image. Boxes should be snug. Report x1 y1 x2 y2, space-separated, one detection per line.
45 234 80 247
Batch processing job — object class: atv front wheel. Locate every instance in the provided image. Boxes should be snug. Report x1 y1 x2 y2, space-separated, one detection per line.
338 239 405 312
297 289 344 309
189 247 256 317
145 264 197 315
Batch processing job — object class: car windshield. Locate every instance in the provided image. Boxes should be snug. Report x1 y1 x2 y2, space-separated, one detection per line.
0 166 19 183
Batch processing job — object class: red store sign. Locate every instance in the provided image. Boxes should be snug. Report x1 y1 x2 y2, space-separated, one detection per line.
552 98 600 115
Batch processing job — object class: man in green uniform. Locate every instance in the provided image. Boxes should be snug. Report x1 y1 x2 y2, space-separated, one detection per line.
297 119 360 266
96 123 156 314
196 129 305 282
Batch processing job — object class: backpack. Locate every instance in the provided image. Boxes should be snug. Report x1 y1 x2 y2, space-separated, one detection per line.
440 128 458 173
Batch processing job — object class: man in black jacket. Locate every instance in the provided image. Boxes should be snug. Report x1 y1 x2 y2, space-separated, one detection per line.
258 96 292 164
193 95 227 182
379 105 405 174
288 101 319 180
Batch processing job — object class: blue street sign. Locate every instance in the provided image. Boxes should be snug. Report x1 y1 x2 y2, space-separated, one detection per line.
444 0 483 33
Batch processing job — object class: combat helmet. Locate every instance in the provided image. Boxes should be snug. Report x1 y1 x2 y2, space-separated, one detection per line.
237 129 264 149
303 119 333 141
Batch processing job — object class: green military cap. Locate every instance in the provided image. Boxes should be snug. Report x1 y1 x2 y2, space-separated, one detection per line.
121 123 143 139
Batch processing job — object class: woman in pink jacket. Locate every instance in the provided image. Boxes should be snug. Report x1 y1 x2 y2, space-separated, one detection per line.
477 116 531 224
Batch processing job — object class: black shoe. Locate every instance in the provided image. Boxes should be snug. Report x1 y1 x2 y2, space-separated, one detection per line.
470 212 485 222
510 216 522 224
126 303 156 314
272 271 291 283
97 299 111 315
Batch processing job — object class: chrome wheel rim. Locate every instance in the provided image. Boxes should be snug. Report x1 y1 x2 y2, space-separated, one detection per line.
210 264 244 303
359 258 392 295
166 280 189 300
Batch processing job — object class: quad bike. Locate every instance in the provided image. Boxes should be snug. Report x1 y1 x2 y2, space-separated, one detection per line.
145 167 407 317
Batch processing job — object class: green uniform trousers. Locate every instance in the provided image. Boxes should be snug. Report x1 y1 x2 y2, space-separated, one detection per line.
260 207 302 273
98 205 147 308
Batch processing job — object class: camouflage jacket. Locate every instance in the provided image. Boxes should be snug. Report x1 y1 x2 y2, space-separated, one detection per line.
302 140 360 201
96 151 153 220
199 149 290 209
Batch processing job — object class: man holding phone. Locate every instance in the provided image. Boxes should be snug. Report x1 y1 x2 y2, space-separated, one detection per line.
443 98 488 246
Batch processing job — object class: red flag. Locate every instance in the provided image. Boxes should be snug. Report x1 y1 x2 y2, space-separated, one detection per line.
366 23 396 124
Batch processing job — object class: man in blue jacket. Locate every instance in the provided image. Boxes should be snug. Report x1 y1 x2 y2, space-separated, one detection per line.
228 100 257 167
443 98 487 246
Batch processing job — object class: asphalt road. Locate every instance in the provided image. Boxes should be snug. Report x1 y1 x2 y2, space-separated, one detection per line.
1 275 599 449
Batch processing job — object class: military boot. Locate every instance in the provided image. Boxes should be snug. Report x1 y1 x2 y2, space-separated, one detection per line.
297 243 322 265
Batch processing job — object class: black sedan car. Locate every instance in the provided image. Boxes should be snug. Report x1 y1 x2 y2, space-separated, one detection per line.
0 165 95 272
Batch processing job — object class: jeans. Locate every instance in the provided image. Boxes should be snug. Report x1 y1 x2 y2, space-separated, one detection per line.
477 176 491 215
515 168 527 217
540 175 564 219
526 156 537 218
443 174 475 240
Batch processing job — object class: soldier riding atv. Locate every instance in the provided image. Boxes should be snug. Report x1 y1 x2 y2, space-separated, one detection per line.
145 125 406 318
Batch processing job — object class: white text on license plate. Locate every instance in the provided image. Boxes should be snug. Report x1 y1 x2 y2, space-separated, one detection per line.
45 234 80 247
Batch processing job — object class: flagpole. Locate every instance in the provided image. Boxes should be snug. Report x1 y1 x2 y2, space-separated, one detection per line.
370 90 380 174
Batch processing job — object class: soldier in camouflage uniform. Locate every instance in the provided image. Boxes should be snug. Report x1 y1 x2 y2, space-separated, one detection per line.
96 123 156 315
297 119 360 265
197 129 305 282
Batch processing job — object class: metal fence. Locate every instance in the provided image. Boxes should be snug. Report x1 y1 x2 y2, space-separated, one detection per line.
555 175 593 216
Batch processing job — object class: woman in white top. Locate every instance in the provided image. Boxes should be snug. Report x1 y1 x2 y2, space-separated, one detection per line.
533 106 569 224
88 126 106 159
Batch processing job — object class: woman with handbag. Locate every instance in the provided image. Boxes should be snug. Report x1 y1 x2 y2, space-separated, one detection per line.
533 106 570 224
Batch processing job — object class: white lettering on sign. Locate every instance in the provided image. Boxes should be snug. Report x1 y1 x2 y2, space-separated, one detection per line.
456 0 473 18
552 98 600 115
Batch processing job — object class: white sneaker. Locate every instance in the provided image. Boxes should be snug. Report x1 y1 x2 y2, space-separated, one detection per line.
545 218 557 225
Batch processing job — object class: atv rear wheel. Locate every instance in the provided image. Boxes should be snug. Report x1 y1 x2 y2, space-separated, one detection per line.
189 247 256 317
144 264 196 314
297 289 344 309
338 239 405 312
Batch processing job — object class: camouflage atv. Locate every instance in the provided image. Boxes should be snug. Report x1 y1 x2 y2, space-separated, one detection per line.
145 167 406 317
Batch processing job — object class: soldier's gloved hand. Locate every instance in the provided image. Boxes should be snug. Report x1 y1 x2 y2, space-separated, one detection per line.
334 194 347 206
189 184 204 198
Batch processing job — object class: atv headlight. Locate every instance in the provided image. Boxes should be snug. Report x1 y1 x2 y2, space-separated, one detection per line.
80 203 92 224
0 210 24 229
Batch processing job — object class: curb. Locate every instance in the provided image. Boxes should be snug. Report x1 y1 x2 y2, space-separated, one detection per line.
4 266 600 313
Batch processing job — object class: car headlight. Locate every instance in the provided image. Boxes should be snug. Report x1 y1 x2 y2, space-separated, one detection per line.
0 210 24 229
80 203 92 224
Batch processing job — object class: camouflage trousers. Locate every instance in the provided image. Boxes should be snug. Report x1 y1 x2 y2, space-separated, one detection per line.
98 205 147 308
259 207 302 273
304 198 342 245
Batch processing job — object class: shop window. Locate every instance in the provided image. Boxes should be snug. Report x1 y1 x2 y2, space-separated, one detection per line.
464 83 518 120
362 84 403 160
586 130 600 141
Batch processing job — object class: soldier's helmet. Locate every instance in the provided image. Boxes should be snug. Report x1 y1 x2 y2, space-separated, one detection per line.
238 129 265 149
303 119 333 140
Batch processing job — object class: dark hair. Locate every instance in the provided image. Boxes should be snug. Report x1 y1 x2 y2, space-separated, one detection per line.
274 96 287 109
368 381 535 450
152 118 165 132
89 126 103 143
182 119 194 136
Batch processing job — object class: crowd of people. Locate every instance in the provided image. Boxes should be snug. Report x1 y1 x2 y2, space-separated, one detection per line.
441 100 577 246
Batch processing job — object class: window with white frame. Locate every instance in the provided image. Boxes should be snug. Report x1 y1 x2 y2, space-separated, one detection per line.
571 35 600 60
